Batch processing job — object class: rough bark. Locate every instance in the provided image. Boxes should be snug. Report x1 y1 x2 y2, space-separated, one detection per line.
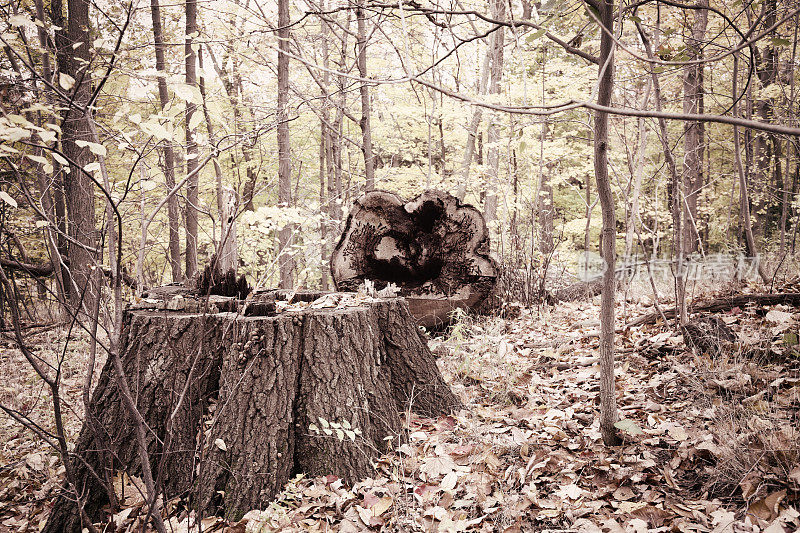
45 292 459 530
150 0 182 282
56 0 97 312
331 190 498 327
43 312 226 533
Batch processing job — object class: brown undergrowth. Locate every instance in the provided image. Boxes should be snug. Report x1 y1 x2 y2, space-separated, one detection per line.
1 290 799 532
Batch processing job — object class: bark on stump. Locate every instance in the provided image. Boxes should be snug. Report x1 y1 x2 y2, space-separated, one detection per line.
44 292 460 531
331 190 498 327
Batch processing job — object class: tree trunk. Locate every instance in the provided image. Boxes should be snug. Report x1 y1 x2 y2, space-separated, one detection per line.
483 0 505 226
150 0 182 283
356 0 375 191
681 0 707 254
733 53 770 283
44 291 460 531
594 0 621 447
455 50 490 201
635 20 688 326
751 0 779 239
277 0 294 288
626 79 652 259
331 190 498 327
184 0 199 279
780 19 798 256
56 0 97 313
197 46 236 272
537 49 553 255
319 2 332 290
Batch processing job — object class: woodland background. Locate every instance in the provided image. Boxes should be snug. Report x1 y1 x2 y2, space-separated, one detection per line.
1 0 800 530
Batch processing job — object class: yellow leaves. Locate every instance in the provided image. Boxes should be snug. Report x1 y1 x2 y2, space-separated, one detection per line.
173 83 203 105
139 120 173 141
75 139 107 157
58 73 75 90
24 153 53 174
188 110 204 131
0 116 32 143
8 14 36 30
37 129 56 144
0 191 17 208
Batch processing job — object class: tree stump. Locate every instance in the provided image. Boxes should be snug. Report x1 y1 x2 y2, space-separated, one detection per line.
331 190 498 327
44 291 461 531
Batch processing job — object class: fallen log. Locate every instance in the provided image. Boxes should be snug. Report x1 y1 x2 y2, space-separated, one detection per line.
0 256 138 288
0 257 56 277
331 190 498 327
44 290 461 531
546 277 605 303
627 292 800 327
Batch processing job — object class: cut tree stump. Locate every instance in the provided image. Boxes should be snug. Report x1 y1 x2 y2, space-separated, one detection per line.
44 290 461 531
331 190 498 327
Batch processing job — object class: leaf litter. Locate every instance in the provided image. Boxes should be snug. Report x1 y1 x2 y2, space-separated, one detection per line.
1 292 799 532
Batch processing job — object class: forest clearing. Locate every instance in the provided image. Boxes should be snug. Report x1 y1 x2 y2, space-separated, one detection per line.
2 0 800 530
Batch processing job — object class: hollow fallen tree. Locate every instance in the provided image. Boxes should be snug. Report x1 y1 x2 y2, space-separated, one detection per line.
331 190 498 327
44 290 461 531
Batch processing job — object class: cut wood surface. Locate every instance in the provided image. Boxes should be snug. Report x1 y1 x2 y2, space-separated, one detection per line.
331 190 498 327
44 290 461 531
627 292 800 327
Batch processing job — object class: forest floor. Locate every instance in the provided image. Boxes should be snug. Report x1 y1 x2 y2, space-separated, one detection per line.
1 285 799 532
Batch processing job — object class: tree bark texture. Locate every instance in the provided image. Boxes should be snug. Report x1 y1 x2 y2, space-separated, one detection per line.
56 0 97 312
483 0 505 225
681 0 707 254
277 0 294 288
184 0 199 279
356 0 375 191
331 190 498 327
594 0 622 446
45 293 460 530
150 0 182 282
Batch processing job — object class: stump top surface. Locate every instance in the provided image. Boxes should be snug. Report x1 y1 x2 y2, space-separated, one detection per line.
128 290 407 319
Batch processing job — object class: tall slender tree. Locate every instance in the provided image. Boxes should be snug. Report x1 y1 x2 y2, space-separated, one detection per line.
150 0 182 282
277 0 294 288
593 0 621 446
682 0 708 254
55 0 97 312
356 0 375 190
184 0 199 279
483 0 505 225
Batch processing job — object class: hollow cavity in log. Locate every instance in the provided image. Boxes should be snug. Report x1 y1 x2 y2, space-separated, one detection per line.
331 190 498 327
